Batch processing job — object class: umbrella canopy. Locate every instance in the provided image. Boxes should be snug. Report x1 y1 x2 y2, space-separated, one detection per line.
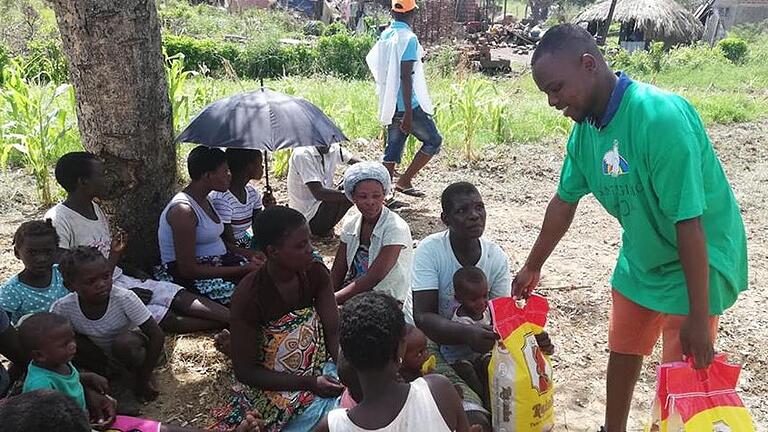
176 88 348 151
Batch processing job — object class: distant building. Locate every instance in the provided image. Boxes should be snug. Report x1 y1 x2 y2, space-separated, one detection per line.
700 0 768 43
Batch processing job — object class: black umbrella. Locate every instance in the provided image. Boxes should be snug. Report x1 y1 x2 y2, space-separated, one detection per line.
176 86 348 189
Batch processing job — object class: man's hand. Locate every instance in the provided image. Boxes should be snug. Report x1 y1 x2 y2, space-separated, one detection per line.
243 252 267 274
86 392 116 430
399 111 413 134
468 324 499 354
311 375 344 398
512 265 541 299
535 331 555 356
129 288 153 305
680 314 714 369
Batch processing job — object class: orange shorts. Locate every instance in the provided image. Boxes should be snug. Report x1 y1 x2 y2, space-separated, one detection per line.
608 290 719 363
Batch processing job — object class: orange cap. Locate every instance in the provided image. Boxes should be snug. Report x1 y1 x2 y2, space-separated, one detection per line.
392 0 418 12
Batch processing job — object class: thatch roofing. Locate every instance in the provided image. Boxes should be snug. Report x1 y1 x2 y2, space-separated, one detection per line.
574 0 703 45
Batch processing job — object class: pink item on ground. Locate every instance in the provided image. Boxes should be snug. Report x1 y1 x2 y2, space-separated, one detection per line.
103 415 161 432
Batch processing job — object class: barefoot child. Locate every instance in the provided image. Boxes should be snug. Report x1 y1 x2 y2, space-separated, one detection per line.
0 221 68 324
210 149 276 251
50 247 165 402
17 312 263 432
45 152 229 333
316 292 473 432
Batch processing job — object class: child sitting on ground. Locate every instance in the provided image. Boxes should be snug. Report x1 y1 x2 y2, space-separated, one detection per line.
16 312 263 432
210 149 276 251
316 292 476 432
50 246 165 402
0 220 69 325
399 324 433 383
441 266 554 407
45 152 229 334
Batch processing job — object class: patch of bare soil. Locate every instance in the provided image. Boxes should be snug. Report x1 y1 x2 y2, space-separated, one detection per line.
1 120 765 431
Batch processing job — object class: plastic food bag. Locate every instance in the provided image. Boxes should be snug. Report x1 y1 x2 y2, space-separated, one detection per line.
646 355 755 432
488 295 554 432
101 415 161 432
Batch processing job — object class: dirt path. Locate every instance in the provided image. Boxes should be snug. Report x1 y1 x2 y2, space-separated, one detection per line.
1 120 765 431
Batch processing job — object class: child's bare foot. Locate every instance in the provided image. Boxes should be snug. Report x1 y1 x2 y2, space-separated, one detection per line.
234 411 264 432
214 329 231 358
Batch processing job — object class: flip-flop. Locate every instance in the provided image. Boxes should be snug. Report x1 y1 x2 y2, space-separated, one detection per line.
395 186 426 198
386 198 409 210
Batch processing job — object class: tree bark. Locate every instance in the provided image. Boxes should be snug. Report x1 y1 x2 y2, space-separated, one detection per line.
49 0 176 270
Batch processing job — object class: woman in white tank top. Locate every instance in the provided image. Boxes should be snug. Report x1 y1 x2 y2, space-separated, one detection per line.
315 292 477 432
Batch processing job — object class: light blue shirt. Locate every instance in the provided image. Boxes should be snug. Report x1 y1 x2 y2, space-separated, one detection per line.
0 265 69 324
412 230 511 320
379 20 420 112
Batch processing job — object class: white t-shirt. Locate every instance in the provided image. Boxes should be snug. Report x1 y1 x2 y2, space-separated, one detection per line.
210 185 263 241
45 202 123 279
50 287 152 352
412 230 511 320
287 143 351 221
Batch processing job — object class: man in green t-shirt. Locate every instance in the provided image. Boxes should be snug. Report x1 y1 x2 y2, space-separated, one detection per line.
512 24 748 432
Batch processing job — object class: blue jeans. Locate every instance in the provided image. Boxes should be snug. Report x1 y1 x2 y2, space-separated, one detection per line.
384 106 443 164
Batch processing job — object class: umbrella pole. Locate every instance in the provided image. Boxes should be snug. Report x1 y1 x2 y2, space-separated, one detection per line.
264 151 271 192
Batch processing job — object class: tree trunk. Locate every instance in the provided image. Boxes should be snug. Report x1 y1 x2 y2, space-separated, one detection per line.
49 0 176 270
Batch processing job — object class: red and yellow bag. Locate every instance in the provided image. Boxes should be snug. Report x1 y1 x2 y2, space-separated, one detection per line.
647 355 755 432
488 295 554 432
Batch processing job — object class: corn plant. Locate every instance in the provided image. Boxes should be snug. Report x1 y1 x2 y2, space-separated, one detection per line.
272 149 290 179
450 77 491 161
166 52 197 135
1 61 71 205
488 97 510 145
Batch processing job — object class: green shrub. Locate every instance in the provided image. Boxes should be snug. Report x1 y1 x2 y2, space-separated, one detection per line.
429 45 460 77
0 44 8 83
303 20 326 36
315 32 374 79
163 35 240 72
718 37 749 64
19 39 69 83
322 21 349 37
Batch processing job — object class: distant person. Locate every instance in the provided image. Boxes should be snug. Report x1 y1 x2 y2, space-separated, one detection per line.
315 292 476 432
331 162 414 321
513 24 748 432
210 149 276 250
367 0 442 198
287 143 360 237
46 151 230 332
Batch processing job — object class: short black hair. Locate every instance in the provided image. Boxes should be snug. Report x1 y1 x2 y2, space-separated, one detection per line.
12 219 59 248
187 145 227 181
531 23 603 66
340 292 405 372
253 206 307 251
18 312 70 353
226 149 263 174
441 182 480 213
0 389 90 432
54 152 98 193
453 266 488 296
59 246 106 286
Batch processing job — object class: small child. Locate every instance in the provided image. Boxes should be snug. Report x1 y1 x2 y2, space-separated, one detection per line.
45 151 229 334
399 324 432 383
0 220 69 325
210 149 276 251
441 267 554 408
17 312 263 432
50 246 165 402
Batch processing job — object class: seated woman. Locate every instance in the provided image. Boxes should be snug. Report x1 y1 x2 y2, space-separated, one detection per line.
217 206 342 432
155 146 263 305
330 162 414 322
315 292 475 432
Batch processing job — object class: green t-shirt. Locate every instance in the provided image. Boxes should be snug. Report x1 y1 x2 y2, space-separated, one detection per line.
557 82 747 315
23 361 86 411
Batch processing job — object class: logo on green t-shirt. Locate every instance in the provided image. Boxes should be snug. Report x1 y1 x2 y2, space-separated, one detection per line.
602 140 630 177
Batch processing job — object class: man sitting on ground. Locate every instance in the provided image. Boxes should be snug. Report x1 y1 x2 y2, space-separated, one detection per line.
287 143 360 237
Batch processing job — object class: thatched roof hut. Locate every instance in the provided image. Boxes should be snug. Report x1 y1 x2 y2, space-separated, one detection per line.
574 0 704 46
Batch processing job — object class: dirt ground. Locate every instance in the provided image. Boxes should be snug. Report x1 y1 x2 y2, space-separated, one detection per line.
0 119 765 431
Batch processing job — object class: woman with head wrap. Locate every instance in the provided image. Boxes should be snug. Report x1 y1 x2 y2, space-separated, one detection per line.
330 162 414 322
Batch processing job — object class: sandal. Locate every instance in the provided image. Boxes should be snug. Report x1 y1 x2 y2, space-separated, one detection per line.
395 186 426 198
